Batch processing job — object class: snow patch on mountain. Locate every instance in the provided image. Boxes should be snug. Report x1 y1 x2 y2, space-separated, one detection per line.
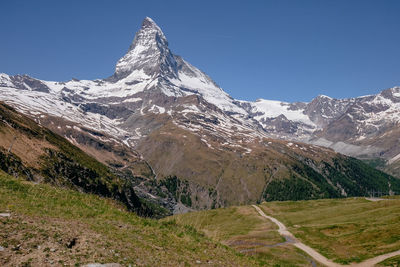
250 99 316 127
0 86 130 138
388 152 400 165
170 59 246 115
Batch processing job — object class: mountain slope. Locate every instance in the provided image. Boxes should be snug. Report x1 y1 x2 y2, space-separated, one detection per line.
137 119 400 208
0 17 399 211
0 102 173 217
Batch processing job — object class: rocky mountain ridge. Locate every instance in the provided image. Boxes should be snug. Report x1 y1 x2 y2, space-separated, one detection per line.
241 87 400 165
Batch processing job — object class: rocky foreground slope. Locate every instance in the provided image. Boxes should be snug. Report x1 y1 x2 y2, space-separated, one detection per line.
0 17 399 212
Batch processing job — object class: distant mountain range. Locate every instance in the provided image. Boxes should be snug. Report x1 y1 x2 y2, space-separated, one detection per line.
239 86 400 173
1 17 399 212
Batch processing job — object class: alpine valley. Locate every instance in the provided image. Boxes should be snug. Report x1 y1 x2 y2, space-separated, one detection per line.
1 17 400 214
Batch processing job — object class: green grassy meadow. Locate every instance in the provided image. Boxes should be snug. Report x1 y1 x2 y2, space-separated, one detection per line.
260 197 400 264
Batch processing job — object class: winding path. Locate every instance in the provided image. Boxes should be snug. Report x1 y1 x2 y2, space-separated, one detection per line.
252 205 400 267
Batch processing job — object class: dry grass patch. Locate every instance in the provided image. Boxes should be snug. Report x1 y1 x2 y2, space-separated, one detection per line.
0 126 57 168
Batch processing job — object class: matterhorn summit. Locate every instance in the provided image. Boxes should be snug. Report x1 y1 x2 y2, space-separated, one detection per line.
113 17 178 81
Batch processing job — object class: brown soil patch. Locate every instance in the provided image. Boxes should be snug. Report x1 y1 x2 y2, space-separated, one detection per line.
0 127 56 168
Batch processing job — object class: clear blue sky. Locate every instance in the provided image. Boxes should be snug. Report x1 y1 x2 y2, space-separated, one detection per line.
1 0 399 102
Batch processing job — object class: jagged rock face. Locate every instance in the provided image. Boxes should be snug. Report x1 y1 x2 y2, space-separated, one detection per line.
312 88 400 143
0 17 400 211
304 95 353 128
113 17 178 81
310 88 400 173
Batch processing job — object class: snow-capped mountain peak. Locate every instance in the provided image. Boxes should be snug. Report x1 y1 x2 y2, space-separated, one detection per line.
109 17 246 114
113 17 178 81
0 17 247 117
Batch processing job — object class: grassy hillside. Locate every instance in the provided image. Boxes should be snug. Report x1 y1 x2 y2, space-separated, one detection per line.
0 171 259 266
